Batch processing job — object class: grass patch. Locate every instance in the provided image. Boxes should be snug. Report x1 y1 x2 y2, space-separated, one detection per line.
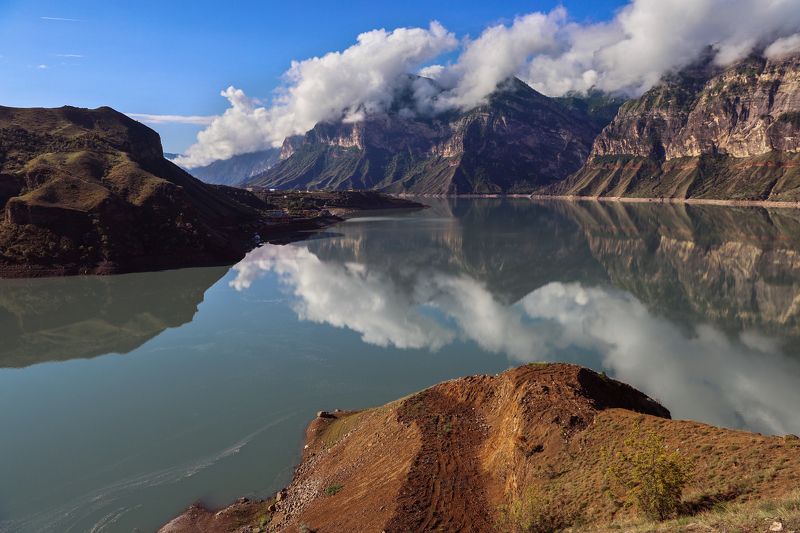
593 491 800 532
325 484 343 496
319 410 370 449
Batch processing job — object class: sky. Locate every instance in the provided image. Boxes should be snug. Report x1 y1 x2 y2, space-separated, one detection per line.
0 1 624 153
2 0 799 160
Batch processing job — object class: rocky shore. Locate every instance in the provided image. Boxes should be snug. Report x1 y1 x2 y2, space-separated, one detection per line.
159 364 800 532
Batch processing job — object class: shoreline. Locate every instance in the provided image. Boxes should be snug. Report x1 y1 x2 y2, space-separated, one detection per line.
532 194 800 208
398 192 800 207
0 193 425 279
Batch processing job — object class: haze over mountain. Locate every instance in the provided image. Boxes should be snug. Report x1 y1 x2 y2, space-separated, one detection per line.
180 148 280 186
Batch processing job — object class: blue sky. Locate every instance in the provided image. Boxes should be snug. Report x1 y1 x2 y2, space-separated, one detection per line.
0 1 625 152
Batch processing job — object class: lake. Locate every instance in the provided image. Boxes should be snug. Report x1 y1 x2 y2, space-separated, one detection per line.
2 198 800 532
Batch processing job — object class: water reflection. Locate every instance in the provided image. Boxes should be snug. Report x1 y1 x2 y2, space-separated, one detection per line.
0 267 227 368
232 200 800 435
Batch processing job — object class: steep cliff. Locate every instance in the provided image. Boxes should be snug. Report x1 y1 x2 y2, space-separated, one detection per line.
248 78 604 194
554 53 800 200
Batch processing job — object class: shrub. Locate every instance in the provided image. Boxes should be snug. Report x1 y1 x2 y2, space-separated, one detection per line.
605 424 692 521
496 487 577 533
325 484 343 496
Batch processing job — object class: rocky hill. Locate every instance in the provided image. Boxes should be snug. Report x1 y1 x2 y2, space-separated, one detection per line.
552 52 800 200
181 148 280 185
160 364 800 532
247 78 608 194
0 105 279 276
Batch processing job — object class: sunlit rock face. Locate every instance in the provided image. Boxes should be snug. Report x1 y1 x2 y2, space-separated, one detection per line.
557 53 800 200
230 200 800 436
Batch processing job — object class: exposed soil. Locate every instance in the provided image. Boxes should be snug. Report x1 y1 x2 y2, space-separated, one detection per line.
161 364 800 533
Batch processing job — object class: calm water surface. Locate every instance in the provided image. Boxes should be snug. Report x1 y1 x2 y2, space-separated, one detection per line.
2 199 800 532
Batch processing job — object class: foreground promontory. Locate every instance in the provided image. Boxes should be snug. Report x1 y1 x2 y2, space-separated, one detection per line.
161 364 800 532
0 105 422 277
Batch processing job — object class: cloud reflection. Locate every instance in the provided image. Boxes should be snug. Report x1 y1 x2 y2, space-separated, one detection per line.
232 243 800 436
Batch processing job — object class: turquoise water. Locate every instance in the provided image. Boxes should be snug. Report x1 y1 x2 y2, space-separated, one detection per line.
2 199 800 532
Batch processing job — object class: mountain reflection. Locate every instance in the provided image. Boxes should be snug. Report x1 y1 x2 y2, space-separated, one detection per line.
232 200 800 435
0 267 227 368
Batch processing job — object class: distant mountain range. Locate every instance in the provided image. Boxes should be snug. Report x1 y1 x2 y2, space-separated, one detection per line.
170 148 280 186
179 52 800 200
244 78 621 194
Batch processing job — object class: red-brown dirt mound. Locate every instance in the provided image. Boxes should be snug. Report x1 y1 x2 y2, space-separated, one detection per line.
161 364 800 532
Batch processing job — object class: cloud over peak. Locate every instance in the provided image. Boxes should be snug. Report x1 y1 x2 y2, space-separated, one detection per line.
176 22 456 167
177 0 800 168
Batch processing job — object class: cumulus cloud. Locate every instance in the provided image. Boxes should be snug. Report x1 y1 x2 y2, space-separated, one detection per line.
429 9 565 110
449 0 800 102
176 22 456 167
179 0 800 166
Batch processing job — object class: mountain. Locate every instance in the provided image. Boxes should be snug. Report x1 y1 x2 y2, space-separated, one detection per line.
246 78 603 194
551 52 800 200
184 148 280 185
161 364 800 533
0 106 289 276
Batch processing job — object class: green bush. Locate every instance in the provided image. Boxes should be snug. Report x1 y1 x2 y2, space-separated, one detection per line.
325 483 343 496
605 424 692 521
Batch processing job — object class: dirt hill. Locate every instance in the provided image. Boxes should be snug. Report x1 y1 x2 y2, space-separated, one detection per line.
160 364 800 532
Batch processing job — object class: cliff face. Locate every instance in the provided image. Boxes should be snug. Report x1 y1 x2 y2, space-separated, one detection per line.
555 53 800 200
0 106 277 276
248 78 606 194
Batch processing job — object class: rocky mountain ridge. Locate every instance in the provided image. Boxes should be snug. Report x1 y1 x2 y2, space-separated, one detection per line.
554 52 800 200
246 78 613 194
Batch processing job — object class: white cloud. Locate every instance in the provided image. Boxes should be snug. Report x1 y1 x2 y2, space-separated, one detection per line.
56 53 84 58
126 113 217 126
175 22 456 167
180 0 800 166
36 64 48 69
448 0 800 99
431 9 565 110
40 16 81 22
766 33 800 60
